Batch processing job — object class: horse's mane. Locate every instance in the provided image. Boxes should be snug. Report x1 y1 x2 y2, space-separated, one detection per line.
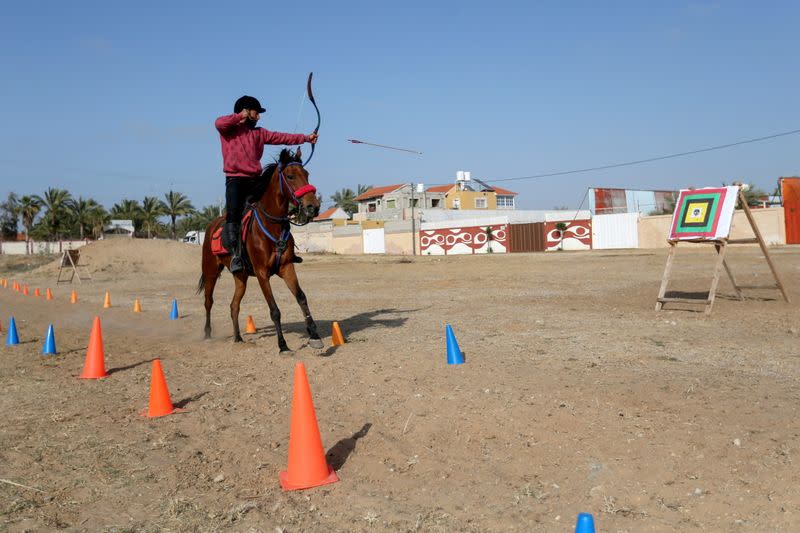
251 149 301 202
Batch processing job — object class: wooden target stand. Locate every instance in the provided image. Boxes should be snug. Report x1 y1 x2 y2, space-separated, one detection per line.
656 188 790 314
57 249 93 284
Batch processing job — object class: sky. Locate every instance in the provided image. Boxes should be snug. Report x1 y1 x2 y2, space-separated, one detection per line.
1 1 798 211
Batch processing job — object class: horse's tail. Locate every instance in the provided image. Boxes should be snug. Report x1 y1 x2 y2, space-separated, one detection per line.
195 273 205 295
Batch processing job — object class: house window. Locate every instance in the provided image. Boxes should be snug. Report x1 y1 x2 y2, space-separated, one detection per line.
453 197 461 209
497 196 514 209
368 203 377 212
409 198 419 208
431 199 440 208
475 197 487 209
386 199 396 209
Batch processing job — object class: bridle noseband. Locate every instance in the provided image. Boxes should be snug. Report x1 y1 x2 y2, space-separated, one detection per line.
278 161 317 209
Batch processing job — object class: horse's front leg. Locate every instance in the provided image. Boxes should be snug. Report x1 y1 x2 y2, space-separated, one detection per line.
280 263 323 349
230 273 248 342
255 272 290 353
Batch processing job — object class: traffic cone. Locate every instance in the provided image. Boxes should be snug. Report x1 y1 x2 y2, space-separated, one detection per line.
574 513 596 533
103 291 111 308
79 317 108 379
41 324 57 355
279 362 339 491
141 359 183 418
245 315 257 333
70 290 78 303
34 288 41 297
331 321 345 346
46 288 53 300
6 317 19 346
23 285 29 296
133 299 142 313
170 299 179 320
446 324 464 365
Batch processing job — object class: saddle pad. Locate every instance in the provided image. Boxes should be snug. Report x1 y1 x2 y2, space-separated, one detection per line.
210 211 254 256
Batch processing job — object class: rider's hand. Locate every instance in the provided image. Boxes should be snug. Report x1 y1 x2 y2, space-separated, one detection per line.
238 109 249 123
308 132 318 144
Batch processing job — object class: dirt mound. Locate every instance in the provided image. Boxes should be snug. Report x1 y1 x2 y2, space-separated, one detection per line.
31 238 201 277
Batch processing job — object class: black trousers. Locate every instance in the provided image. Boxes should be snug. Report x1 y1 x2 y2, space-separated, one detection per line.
225 176 259 225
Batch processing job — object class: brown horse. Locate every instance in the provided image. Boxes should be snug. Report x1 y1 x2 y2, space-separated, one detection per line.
197 147 323 352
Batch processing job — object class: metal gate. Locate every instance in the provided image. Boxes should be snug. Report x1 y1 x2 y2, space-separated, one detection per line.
363 228 386 254
508 223 545 252
782 177 800 244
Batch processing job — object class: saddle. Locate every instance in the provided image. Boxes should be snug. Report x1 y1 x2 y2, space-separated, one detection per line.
210 210 254 256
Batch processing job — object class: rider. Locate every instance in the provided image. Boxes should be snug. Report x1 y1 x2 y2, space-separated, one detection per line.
215 95 317 273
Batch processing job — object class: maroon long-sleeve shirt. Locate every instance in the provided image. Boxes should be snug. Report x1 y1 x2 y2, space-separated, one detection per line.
215 113 308 177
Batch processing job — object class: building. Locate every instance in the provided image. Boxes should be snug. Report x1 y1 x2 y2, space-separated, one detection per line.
354 184 446 220
313 207 350 225
103 219 135 238
426 173 517 210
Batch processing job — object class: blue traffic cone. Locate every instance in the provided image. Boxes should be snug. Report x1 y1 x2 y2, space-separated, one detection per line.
170 299 179 320
6 316 19 346
42 324 57 355
574 513 596 533
445 324 464 364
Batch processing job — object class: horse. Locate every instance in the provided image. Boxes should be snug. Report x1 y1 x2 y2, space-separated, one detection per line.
197 147 323 353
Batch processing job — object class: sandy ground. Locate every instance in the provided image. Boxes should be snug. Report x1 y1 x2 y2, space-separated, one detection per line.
1 239 799 532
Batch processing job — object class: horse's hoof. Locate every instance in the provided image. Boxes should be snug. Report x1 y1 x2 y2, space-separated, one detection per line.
234 336 244 343
279 349 293 356
308 338 324 349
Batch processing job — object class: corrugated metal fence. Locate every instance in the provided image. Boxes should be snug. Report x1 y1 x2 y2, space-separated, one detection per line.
591 213 639 249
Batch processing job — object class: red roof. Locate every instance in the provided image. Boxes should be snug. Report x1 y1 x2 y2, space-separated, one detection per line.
426 184 453 193
314 207 342 221
492 186 517 196
354 184 405 201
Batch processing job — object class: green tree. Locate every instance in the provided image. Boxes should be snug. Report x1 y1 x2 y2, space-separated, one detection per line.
176 205 220 237
140 196 166 238
331 188 357 216
1 193 20 239
34 188 73 240
555 222 568 251
89 206 111 239
161 190 195 239
70 197 102 239
19 195 43 242
111 198 143 235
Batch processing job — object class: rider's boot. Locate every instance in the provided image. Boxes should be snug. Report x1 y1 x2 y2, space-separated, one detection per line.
224 223 244 273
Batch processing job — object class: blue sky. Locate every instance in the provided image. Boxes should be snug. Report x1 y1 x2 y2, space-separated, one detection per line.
1 1 798 211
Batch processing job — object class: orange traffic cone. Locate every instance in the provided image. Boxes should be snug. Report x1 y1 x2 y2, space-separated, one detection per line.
133 299 142 313
34 288 41 297
79 317 109 379
70 290 78 303
331 321 345 346
23 285 29 296
103 291 111 308
46 288 53 300
245 315 257 334
279 362 339 491
141 359 183 418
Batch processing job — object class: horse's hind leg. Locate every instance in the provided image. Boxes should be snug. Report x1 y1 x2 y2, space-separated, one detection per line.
255 273 290 353
202 263 223 340
230 273 248 342
280 264 323 349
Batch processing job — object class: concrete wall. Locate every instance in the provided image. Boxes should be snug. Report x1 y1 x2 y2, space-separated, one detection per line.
0 240 90 255
637 207 785 248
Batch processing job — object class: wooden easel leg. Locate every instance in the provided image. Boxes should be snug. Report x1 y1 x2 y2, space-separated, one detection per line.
720 255 743 301
739 189 791 303
706 242 728 315
655 242 677 311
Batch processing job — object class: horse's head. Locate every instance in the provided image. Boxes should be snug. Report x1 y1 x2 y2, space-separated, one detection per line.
274 148 320 222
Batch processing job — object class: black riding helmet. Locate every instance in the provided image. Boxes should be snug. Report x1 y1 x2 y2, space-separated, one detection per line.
234 95 266 114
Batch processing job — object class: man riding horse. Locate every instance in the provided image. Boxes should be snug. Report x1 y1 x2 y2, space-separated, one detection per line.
215 95 318 273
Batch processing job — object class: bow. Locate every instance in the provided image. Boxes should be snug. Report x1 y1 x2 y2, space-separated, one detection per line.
303 71 321 166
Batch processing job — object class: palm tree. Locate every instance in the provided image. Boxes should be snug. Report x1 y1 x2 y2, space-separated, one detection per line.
161 190 195 239
71 197 101 239
331 188 357 216
140 196 166 238
18 195 42 242
0 192 20 239
34 188 73 240
357 184 372 195
89 207 111 239
111 199 143 235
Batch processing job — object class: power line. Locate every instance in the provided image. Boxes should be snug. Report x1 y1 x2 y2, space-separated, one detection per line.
485 128 800 184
